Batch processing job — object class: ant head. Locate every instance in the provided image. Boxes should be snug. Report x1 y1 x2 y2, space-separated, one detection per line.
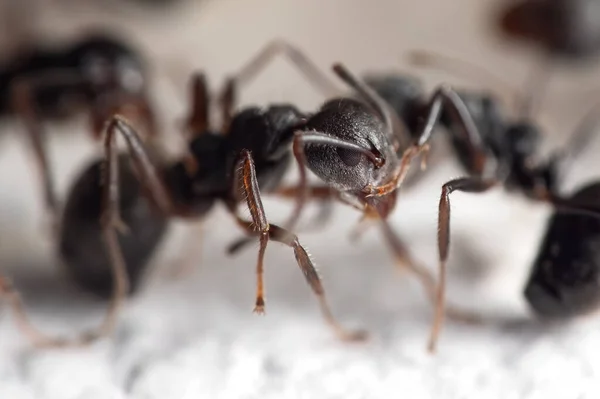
301 98 394 192
505 122 541 158
68 33 146 94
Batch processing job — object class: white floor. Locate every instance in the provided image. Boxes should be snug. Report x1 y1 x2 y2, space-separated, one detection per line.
2 0 600 398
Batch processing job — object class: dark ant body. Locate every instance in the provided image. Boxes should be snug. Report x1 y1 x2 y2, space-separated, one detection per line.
0 41 494 352
402 50 600 348
0 41 373 348
0 32 147 119
0 31 159 346
1 31 153 227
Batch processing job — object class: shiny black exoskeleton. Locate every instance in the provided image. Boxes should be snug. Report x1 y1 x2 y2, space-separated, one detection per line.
0 32 146 119
59 155 169 298
361 72 515 175
526 183 600 318
0 32 153 296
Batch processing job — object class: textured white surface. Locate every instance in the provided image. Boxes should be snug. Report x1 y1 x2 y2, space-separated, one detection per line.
2 0 600 398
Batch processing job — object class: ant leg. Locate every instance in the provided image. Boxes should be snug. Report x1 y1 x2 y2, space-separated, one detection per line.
30 116 178 347
89 93 159 141
332 63 410 150
233 149 367 341
364 85 491 198
217 40 341 131
232 40 342 98
430 177 498 354
0 274 81 348
406 49 522 111
226 185 340 255
379 219 481 324
182 73 210 137
218 78 236 133
11 80 59 234
105 116 175 215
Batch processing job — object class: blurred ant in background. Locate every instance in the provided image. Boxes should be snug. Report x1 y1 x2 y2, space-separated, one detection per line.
402 47 600 346
0 30 155 231
0 30 160 347
497 0 600 117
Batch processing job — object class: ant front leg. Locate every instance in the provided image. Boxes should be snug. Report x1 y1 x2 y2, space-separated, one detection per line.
232 40 342 98
379 219 481 350
232 149 367 342
11 79 59 235
430 176 498 353
226 184 340 255
360 85 493 197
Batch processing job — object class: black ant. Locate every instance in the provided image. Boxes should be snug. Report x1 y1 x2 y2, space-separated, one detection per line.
0 41 372 348
224 45 507 353
0 30 154 230
0 31 159 347
0 41 485 351
401 49 600 348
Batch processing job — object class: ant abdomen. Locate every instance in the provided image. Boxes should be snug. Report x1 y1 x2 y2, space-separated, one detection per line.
59 155 168 298
525 182 600 318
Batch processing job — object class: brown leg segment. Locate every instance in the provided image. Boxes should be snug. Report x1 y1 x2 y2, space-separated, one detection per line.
430 177 498 353
233 40 342 98
183 72 210 136
233 149 367 341
218 78 236 133
0 274 83 348
226 184 339 255
379 220 481 345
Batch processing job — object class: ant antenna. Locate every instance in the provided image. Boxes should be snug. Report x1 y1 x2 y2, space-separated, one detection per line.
405 49 523 114
332 62 409 150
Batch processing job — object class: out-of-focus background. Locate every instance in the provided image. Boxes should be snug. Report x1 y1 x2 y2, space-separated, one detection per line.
1 0 600 398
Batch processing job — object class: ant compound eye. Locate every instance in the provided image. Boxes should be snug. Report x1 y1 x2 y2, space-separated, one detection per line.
337 147 363 166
